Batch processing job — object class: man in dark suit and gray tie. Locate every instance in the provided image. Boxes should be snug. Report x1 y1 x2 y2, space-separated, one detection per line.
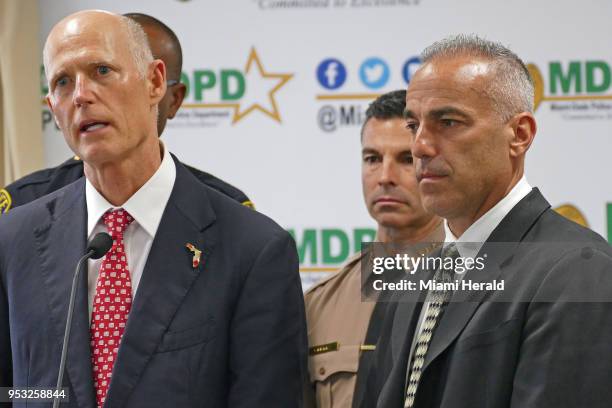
0 10 306 407
360 34 612 408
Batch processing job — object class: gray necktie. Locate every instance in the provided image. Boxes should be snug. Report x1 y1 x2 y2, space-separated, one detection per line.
404 243 459 408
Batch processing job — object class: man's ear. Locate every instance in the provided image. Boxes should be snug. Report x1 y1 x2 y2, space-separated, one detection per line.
45 94 53 111
167 83 186 120
149 59 167 105
45 95 60 128
509 112 536 158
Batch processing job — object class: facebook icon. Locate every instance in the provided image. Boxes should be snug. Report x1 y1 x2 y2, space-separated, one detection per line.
317 58 347 90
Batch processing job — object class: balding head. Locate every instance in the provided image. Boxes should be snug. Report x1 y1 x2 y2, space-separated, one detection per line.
43 9 167 176
44 10 153 82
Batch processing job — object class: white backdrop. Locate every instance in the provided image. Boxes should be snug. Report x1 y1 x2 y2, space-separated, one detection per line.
39 0 612 288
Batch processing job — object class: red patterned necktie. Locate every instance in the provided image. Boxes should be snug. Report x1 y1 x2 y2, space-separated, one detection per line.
90 208 134 407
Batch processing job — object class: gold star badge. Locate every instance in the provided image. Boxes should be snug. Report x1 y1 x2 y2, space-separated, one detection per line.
185 243 202 268
231 47 293 124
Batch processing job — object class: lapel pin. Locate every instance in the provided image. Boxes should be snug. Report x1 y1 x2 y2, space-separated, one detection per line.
185 243 202 268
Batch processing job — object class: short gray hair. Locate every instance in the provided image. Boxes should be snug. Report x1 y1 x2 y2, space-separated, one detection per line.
122 15 153 78
421 34 534 121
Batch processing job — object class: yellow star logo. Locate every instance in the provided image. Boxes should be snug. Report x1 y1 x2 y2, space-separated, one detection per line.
231 47 293 124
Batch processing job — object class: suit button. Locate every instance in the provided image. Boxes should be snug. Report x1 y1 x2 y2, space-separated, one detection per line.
319 367 325 375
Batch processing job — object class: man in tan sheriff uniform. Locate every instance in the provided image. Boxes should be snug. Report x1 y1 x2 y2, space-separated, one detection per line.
304 90 445 408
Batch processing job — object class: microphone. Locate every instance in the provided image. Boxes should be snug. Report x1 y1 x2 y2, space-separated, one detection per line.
87 232 114 260
53 233 113 408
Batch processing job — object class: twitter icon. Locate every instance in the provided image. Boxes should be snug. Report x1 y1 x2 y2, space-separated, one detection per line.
359 57 390 89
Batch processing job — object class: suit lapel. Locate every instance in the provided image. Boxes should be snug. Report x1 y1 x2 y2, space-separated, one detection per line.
421 188 550 373
104 160 216 408
34 179 96 408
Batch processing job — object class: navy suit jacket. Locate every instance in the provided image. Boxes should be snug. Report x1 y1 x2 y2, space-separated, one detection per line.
0 158 307 407
361 189 612 408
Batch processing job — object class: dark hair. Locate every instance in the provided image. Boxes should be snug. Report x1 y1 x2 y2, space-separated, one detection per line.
123 13 183 79
361 89 406 137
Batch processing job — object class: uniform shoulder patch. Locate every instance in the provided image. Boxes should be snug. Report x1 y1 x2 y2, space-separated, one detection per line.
0 188 12 215
241 200 255 210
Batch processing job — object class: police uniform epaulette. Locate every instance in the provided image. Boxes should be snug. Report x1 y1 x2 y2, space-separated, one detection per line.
304 252 363 296
183 163 255 209
1 157 84 214
1 157 255 217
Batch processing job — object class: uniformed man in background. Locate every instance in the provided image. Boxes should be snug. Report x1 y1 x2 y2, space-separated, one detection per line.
304 90 444 408
0 12 253 215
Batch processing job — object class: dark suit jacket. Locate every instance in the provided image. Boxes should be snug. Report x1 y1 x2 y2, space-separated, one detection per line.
361 188 612 408
3 157 253 211
0 158 307 407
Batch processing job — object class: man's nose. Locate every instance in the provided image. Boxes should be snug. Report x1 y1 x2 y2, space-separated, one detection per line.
73 75 95 107
378 159 398 186
411 124 437 160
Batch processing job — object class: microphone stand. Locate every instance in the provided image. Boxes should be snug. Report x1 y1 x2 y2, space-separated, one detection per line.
52 249 95 408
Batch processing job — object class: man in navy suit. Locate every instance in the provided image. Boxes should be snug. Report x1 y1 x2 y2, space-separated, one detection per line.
0 10 306 407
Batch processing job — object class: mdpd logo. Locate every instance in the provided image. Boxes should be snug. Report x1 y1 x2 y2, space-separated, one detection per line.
288 227 376 268
528 60 612 118
316 58 347 90
178 47 293 125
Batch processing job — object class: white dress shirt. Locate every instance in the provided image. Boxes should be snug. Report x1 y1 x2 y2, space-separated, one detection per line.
443 175 532 258
405 176 532 387
86 144 176 321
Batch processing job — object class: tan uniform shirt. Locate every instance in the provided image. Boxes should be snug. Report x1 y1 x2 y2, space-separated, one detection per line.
304 226 445 408
304 253 371 408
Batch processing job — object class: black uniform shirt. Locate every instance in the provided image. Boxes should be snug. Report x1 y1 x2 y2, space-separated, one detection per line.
1 157 253 215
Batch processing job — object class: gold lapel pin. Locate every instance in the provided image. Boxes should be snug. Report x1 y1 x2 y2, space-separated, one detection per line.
185 243 202 268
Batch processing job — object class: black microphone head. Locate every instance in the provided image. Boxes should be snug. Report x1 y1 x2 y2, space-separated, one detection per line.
87 232 113 260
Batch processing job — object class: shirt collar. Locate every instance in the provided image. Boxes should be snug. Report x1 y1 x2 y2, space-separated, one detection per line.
86 142 176 238
444 176 532 258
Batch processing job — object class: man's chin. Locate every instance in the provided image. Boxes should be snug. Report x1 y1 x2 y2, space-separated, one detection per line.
418 177 449 195
375 213 416 230
77 147 116 167
421 196 457 219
